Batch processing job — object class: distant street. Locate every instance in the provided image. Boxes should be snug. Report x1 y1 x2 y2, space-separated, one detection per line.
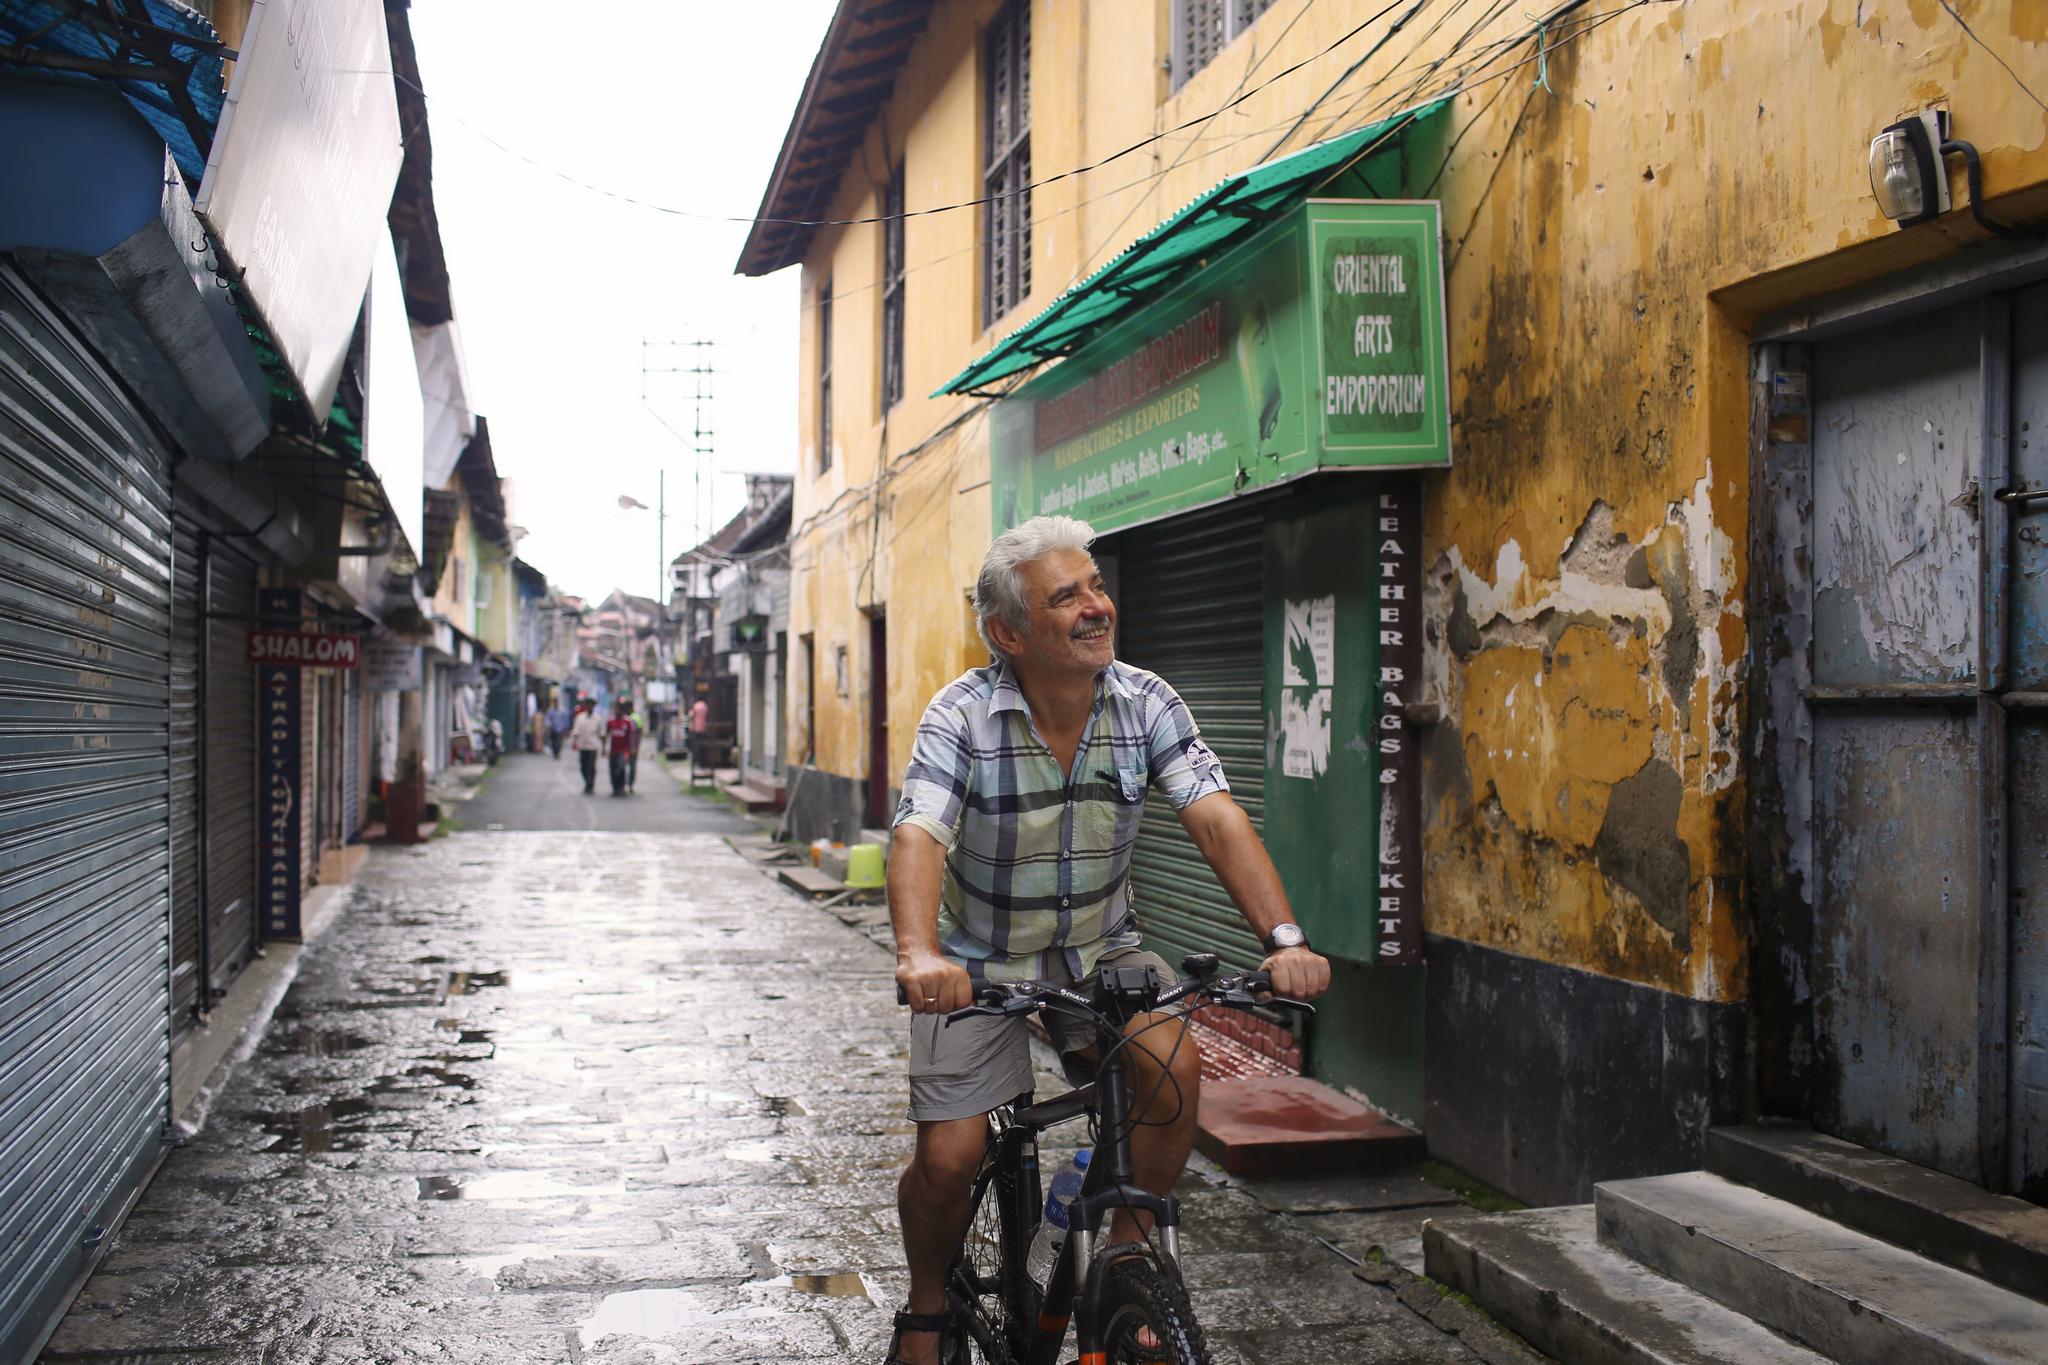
454 748 758 835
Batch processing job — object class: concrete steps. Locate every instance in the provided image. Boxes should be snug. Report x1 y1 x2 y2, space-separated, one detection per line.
1706 1123 2048 1303
723 769 789 813
1597 1170 2048 1363
1428 1125 2048 1365
1425 1205 1831 1364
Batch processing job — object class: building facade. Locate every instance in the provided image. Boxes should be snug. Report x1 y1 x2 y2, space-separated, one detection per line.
741 0 2048 1207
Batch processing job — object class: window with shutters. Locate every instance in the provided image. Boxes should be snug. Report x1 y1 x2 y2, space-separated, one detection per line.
982 0 1031 326
1171 0 1279 90
817 280 834 473
881 170 906 412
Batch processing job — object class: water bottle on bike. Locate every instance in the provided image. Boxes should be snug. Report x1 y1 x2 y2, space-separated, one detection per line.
1025 1147 1090 1290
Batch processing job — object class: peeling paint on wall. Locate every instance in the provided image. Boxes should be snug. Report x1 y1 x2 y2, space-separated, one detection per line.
1422 473 1746 1000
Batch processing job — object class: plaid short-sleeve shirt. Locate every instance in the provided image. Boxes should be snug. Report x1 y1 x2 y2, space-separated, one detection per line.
892 658 1230 981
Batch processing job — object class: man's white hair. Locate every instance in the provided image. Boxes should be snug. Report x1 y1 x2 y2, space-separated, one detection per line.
974 515 1097 657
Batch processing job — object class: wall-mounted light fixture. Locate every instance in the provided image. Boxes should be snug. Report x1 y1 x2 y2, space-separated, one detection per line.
1870 108 2039 240
1868 111 1950 226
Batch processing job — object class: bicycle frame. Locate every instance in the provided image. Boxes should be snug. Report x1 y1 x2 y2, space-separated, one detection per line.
957 1030 1183 1365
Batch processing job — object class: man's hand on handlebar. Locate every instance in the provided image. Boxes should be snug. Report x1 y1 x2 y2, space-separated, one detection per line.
895 949 973 1015
1260 945 1331 1002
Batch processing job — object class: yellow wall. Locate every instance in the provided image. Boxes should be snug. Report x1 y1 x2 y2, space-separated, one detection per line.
784 0 2048 996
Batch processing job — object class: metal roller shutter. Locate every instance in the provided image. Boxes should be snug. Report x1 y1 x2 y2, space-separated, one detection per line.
0 264 173 1363
204 540 257 989
168 517 202 1036
343 669 362 843
1111 503 1267 974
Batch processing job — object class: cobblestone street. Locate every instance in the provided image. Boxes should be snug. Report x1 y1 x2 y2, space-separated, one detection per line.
43 755 1514 1363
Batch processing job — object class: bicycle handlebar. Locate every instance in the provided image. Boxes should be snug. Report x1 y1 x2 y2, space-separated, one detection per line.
937 957 1314 1030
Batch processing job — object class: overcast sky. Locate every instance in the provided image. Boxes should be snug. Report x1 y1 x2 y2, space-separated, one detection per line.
407 0 839 603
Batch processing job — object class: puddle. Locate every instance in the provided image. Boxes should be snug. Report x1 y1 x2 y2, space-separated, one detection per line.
416 1171 623 1201
577 1288 723 1346
457 1247 542 1280
759 1271 871 1300
723 1140 782 1164
441 970 509 997
267 1028 375 1057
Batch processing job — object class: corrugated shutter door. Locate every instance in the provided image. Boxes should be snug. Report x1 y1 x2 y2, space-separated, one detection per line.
343 670 362 843
168 517 202 1035
204 541 256 990
0 264 173 1362
1112 503 1266 974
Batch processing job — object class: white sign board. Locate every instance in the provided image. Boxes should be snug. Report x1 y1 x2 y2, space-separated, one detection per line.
195 0 404 421
361 640 421 692
366 234 424 558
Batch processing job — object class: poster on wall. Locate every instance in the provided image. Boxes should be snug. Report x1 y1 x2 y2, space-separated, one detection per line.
989 200 1449 538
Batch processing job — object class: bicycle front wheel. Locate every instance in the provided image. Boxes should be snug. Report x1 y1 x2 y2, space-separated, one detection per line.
1098 1258 1210 1364
948 1155 1029 1363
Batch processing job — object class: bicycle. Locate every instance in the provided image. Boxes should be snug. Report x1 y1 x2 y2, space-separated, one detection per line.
926 951 1312 1364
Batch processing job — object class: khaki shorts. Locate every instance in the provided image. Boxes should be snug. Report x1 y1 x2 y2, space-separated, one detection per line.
907 947 1179 1123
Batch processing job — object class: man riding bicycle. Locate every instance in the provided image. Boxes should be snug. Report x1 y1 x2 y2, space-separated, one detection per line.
886 515 1332 1365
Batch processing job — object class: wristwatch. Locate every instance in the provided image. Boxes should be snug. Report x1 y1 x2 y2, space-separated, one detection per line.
1262 922 1309 954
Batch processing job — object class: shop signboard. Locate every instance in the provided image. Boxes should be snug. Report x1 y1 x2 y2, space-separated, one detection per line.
362 639 422 692
247 629 360 667
194 0 404 422
989 200 1448 537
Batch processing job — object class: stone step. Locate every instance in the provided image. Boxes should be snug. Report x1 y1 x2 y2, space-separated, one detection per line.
1706 1123 2048 1303
1424 1204 1831 1365
724 781 785 813
1596 1170 2048 1364
776 865 844 896
1193 1075 1422 1178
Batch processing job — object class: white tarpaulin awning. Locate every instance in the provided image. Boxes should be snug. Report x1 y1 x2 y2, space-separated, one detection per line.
413 319 475 489
366 235 425 559
194 0 404 421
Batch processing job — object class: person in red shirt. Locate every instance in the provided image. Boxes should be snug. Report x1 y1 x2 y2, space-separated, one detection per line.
604 697 638 797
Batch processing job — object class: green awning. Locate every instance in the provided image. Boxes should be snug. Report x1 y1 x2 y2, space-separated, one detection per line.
937 98 1450 397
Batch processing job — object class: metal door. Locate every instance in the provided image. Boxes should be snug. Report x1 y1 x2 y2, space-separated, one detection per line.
1786 285 2043 1197
0 264 174 1360
2004 280 2048 1201
168 516 203 1035
1111 502 1268 973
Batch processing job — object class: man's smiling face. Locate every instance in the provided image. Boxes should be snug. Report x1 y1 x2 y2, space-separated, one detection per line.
1006 548 1116 681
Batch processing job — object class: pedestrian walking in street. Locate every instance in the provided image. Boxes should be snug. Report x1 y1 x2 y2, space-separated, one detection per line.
882 516 1332 1365
689 692 711 772
570 697 603 793
604 697 636 797
622 699 642 793
545 697 571 759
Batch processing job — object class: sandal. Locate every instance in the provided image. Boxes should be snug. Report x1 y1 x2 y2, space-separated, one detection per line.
883 1305 952 1364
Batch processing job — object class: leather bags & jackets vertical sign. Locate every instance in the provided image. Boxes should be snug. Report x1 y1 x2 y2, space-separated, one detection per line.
258 587 303 940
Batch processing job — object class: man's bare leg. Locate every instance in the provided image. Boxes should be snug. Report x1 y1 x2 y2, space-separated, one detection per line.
894 1115 987 1364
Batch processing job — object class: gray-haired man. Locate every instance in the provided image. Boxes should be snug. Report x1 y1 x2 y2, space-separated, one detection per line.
882 514 1330 1363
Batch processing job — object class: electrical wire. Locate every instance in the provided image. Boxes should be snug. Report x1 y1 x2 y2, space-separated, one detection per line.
1935 0 2048 114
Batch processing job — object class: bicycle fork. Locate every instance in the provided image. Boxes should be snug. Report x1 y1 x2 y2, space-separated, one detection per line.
1027 1061 1182 1365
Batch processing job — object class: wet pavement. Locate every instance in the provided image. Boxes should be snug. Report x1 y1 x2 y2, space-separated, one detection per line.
43 755 1520 1363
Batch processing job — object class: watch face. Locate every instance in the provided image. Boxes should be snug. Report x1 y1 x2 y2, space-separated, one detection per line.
1268 923 1306 950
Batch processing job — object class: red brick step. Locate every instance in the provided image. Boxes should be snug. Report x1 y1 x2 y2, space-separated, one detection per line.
1195 1075 1424 1178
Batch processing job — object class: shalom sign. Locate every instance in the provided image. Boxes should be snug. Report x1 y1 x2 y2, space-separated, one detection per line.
247 629 361 667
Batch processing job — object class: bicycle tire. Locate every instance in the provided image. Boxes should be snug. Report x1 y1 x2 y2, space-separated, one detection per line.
948 1149 1029 1363
1097 1257 1210 1364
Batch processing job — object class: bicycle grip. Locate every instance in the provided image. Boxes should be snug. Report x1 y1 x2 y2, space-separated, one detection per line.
895 983 908 1006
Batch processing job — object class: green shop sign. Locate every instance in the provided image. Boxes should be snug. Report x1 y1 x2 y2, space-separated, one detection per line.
990 199 1449 536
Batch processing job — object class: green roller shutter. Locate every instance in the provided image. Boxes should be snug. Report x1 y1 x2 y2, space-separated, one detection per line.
1111 503 1266 974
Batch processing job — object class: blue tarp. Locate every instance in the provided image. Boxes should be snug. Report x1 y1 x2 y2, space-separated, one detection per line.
0 1 226 182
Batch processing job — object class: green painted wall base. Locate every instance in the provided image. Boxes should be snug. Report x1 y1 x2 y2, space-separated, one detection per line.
1308 959 1426 1127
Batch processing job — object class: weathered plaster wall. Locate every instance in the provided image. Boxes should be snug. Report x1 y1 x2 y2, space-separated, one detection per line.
782 0 2048 1001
